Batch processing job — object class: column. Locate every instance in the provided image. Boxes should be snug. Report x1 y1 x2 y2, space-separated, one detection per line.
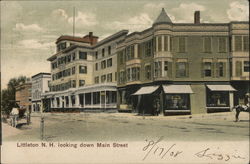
59 97 63 108
99 92 102 108
75 94 80 107
229 92 234 111
68 96 72 108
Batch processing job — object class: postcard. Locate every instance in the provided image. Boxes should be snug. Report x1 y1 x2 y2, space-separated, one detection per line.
1 0 249 163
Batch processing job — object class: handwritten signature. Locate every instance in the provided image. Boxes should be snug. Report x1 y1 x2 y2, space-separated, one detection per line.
142 136 246 162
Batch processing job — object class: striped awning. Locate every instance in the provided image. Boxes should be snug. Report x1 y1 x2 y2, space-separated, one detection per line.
132 86 159 95
163 85 193 94
207 85 236 91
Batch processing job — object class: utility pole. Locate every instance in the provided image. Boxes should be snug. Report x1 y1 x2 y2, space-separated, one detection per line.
73 7 75 37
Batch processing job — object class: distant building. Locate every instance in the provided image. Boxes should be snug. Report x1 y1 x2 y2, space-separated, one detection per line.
116 9 249 115
43 31 128 111
15 81 32 112
31 72 51 112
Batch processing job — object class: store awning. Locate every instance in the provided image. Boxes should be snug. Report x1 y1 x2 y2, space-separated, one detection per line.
163 85 193 94
132 86 159 95
206 85 236 91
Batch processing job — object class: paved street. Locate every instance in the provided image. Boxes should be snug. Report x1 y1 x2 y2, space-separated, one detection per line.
3 111 249 141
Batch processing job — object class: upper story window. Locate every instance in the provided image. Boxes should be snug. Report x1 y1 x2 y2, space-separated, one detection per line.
107 58 112 67
203 37 212 53
72 66 75 75
164 36 169 51
101 60 106 69
108 46 111 55
107 73 112 82
101 74 106 83
79 80 85 87
102 48 105 57
94 76 99 84
179 37 186 53
145 64 152 80
79 66 87 74
95 51 98 59
158 36 162 52
125 45 134 61
72 53 76 61
234 35 249 52
118 50 125 64
126 68 132 82
118 71 126 84
244 61 250 72
95 63 98 71
57 42 66 52
204 62 212 77
67 55 71 62
79 51 87 60
176 62 188 78
145 40 153 57
218 37 227 53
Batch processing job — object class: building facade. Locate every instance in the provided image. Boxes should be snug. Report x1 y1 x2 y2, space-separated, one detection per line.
31 73 51 112
42 31 128 111
15 81 32 112
116 9 249 115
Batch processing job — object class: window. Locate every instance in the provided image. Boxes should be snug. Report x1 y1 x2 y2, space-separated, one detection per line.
207 91 229 107
79 51 87 60
57 42 66 51
72 80 76 88
158 36 162 52
85 93 91 105
125 45 134 60
176 62 187 77
72 67 75 75
101 75 106 82
95 76 99 84
115 72 117 81
132 67 136 81
244 61 250 72
235 36 242 51
126 68 131 82
165 94 190 110
204 37 211 53
101 60 106 69
204 62 212 77
236 61 242 76
118 50 125 64
95 51 98 59
95 63 98 70
154 61 162 78
107 58 112 67
164 36 168 51
179 37 186 52
145 40 153 57
93 92 100 104
243 36 249 51
218 37 226 52
79 80 85 87
79 66 87 74
119 71 125 84
102 48 105 57
164 61 168 71
67 55 71 62
107 73 112 82
108 46 111 55
218 62 224 77
72 53 76 60
145 65 151 80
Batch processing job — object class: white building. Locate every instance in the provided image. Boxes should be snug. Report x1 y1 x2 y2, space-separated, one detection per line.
31 73 51 112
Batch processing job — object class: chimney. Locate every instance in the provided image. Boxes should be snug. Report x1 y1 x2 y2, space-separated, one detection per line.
89 32 93 38
194 11 200 24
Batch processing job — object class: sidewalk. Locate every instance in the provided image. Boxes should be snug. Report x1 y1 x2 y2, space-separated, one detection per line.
2 122 22 138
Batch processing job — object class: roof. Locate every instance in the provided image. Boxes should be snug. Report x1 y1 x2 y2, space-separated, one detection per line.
153 8 172 25
32 72 51 79
56 35 97 44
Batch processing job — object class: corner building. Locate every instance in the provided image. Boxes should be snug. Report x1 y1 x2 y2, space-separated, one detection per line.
117 9 249 115
43 31 128 111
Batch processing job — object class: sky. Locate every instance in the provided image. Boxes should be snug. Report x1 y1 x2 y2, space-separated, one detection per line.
0 0 249 89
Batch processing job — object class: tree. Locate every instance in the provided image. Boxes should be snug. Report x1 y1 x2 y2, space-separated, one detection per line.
1 76 27 116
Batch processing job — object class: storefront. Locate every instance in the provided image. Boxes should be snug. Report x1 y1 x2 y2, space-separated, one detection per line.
163 85 193 115
132 86 160 115
206 85 236 113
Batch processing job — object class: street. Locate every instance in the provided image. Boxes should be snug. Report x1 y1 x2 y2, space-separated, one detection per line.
2 111 249 141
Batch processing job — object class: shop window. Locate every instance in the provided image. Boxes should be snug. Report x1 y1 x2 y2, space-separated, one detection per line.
218 37 226 52
79 80 85 87
207 91 229 107
165 94 190 110
204 37 212 53
106 91 117 104
71 95 75 106
79 66 87 74
204 62 212 77
244 61 250 72
79 51 87 60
